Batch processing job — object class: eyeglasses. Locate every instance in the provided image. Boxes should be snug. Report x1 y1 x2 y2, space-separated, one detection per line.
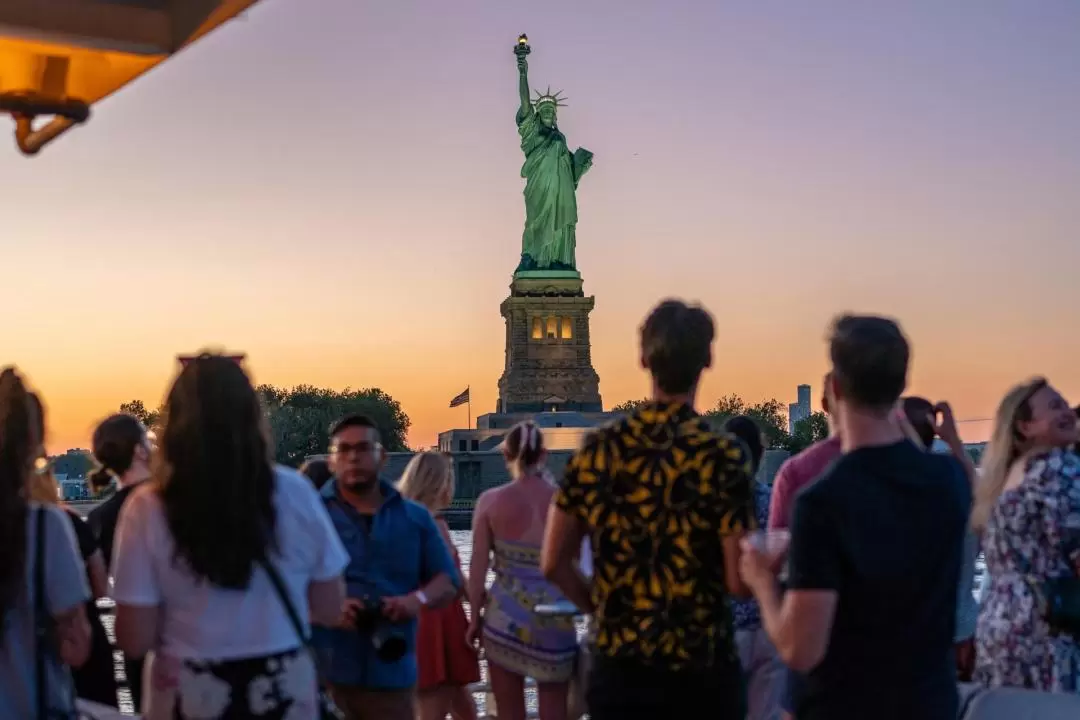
330 441 382 457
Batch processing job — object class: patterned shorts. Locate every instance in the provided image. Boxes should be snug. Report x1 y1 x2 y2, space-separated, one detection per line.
174 647 317 720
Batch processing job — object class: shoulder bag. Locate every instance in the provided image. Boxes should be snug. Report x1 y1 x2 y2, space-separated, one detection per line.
34 507 86 720
259 559 343 720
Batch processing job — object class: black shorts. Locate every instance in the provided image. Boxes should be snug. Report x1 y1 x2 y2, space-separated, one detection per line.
782 667 805 714
587 654 746 720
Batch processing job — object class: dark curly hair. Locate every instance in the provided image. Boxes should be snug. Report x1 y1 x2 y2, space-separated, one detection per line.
0 368 39 625
157 354 276 589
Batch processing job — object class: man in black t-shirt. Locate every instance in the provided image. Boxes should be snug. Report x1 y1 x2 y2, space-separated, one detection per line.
740 315 971 720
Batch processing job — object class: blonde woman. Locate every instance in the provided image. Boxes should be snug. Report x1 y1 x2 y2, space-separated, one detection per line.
974 378 1080 692
397 452 479 720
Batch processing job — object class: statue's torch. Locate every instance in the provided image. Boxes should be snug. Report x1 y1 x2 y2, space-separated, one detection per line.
515 33 531 58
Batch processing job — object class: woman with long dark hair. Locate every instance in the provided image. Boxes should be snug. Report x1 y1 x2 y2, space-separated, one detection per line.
28 393 119 709
111 354 347 719
0 368 91 717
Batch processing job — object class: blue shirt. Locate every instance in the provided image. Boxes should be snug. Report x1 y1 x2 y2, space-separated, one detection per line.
311 480 458 689
731 480 772 632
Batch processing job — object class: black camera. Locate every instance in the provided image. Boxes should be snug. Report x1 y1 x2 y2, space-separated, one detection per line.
353 596 408 663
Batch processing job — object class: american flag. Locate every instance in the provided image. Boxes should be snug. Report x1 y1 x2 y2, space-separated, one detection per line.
449 387 470 408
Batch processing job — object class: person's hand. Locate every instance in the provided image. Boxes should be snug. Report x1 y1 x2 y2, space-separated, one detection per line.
894 403 924 448
933 402 961 445
339 597 365 629
517 56 528 73
739 537 782 594
150 652 180 691
381 594 423 622
466 616 483 648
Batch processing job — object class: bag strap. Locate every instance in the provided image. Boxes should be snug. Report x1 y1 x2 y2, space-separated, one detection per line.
258 558 310 649
34 506 48 720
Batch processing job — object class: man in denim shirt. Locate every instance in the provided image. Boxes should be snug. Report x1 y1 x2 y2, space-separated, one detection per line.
725 416 784 720
313 415 458 720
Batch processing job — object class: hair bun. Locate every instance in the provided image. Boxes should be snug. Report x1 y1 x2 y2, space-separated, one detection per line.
88 467 113 491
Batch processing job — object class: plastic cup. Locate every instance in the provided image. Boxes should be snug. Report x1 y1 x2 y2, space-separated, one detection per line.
746 529 791 567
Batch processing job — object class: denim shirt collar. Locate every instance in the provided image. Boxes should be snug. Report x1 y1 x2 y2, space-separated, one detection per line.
320 477 402 511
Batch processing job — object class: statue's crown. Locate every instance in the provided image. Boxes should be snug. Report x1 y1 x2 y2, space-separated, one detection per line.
533 86 568 109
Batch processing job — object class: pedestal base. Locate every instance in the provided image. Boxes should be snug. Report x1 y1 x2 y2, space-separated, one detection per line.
497 273 601 413
510 270 584 298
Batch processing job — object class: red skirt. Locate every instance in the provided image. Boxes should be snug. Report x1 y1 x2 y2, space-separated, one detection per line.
416 599 481 690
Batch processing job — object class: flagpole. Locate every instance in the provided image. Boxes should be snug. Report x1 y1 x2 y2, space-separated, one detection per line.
467 385 471 430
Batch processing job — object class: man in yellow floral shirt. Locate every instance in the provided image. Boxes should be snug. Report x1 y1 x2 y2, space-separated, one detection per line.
541 299 754 720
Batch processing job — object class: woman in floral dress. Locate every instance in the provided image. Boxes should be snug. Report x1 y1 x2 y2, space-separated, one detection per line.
973 378 1080 693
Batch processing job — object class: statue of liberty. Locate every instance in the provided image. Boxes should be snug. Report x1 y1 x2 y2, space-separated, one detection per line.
514 35 593 273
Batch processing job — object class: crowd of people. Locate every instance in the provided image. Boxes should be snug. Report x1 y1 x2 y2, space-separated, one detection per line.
0 300 1078 720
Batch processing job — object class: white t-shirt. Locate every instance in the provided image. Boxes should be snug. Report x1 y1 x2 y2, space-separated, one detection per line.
111 466 348 661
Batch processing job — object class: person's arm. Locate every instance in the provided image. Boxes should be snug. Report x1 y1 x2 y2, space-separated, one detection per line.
719 440 754 599
55 605 91 668
309 577 346 628
541 434 598 611
742 491 839 672
65 510 109 599
44 508 92 667
767 463 794 530
85 550 109 600
540 505 593 612
934 402 977 485
302 479 349 628
383 508 457 621
111 492 163 658
467 493 494 634
894 404 926 448
417 508 458 606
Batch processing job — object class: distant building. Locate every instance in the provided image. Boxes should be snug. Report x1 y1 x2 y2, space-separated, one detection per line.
788 383 812 434
58 475 91 501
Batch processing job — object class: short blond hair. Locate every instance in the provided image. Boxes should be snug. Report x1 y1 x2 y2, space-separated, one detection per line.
396 451 454 512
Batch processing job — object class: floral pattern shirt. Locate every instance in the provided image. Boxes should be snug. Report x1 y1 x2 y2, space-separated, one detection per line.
975 448 1080 693
556 401 754 672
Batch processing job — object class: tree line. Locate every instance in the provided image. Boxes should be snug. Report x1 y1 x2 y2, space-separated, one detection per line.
55 387 830 477
611 395 830 455
116 385 411 468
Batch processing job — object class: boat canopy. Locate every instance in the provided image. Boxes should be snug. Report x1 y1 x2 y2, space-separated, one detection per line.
0 0 262 155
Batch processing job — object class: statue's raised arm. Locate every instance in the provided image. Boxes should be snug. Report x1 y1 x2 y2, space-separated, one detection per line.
515 35 532 118
512 35 591 273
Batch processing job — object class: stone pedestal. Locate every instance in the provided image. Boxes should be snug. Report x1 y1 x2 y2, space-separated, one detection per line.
497 271 602 413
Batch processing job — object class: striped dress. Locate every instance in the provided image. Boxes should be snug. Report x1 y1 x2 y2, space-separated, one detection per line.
482 538 578 682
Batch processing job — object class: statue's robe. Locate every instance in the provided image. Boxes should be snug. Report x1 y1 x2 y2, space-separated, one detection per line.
518 107 587 270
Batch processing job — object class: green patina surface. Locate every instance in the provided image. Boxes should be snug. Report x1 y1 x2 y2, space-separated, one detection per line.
513 269 582 279
513 36 592 273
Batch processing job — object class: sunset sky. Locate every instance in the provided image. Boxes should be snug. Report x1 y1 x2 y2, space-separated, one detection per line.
5 0 1080 453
